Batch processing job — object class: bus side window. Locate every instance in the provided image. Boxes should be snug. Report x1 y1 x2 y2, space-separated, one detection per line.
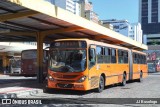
140 55 142 64
89 48 96 69
104 47 111 63
96 46 103 63
118 50 124 63
134 53 137 64
124 51 128 63
137 54 140 64
111 49 116 63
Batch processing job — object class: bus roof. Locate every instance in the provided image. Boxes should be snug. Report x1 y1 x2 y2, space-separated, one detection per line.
54 39 129 51
54 39 146 55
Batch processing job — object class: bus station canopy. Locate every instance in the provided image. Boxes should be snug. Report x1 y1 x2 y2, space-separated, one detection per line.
0 0 148 50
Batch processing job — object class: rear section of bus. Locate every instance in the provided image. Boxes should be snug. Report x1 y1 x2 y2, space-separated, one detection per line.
21 50 37 76
129 50 148 80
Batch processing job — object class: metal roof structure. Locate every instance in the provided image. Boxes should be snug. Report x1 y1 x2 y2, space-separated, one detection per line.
0 0 147 50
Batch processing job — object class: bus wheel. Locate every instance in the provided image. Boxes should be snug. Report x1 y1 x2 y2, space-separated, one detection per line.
43 87 52 93
121 74 126 86
97 76 104 93
138 72 143 82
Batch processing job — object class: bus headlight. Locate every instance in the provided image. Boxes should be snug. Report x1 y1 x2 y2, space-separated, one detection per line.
77 76 87 83
48 75 54 81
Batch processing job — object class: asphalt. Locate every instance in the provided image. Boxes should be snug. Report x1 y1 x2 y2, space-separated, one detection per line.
1 72 160 99
0 75 44 98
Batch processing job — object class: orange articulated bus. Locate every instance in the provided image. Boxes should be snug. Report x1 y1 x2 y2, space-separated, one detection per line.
44 39 147 92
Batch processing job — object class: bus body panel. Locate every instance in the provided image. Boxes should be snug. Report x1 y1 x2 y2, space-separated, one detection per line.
21 59 37 76
21 49 48 77
47 69 90 90
132 50 148 79
47 39 148 91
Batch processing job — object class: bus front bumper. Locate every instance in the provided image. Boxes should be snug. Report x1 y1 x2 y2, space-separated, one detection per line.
47 80 89 91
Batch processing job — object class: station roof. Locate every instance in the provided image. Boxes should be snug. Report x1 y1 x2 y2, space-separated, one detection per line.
0 0 148 50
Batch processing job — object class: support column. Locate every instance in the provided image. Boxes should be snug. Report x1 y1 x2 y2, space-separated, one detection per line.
37 32 45 83
2 53 8 73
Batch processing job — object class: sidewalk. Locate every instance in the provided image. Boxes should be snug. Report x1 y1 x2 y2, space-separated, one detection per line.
0 75 44 98
0 87 43 98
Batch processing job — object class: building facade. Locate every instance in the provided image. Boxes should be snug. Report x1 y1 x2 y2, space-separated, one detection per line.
102 19 143 43
131 23 143 43
45 0 80 16
102 20 131 37
78 0 99 23
139 0 160 45
45 0 99 23
85 10 99 23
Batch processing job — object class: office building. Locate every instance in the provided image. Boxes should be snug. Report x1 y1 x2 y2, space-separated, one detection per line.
103 20 131 37
139 0 160 45
45 0 99 23
131 23 143 43
102 19 143 43
45 0 80 16
78 0 99 23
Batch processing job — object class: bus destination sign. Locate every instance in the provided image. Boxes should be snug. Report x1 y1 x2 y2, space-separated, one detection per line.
51 41 87 48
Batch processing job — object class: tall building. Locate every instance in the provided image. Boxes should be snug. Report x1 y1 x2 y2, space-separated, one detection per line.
45 0 80 16
45 0 99 23
102 20 131 37
131 23 143 43
102 19 143 43
139 0 160 45
78 0 99 23
85 10 99 23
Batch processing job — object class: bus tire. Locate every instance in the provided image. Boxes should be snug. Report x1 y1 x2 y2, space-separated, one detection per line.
138 71 143 82
43 87 52 93
121 73 126 86
96 76 105 93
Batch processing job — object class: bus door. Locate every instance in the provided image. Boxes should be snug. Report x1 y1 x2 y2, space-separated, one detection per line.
128 50 133 80
88 45 99 89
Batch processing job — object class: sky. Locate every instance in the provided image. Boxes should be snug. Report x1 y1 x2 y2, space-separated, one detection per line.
90 0 139 23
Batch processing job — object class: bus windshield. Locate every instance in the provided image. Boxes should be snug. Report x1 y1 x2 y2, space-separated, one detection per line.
22 50 37 59
10 60 21 68
49 49 86 72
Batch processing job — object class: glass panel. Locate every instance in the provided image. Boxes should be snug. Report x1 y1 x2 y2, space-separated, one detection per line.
22 50 37 59
49 49 86 72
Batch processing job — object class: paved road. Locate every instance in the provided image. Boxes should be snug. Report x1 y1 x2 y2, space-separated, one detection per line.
21 72 160 98
17 72 160 107
1 73 159 107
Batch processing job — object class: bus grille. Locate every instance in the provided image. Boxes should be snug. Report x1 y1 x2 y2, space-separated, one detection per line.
56 80 75 82
53 74 78 79
57 83 73 88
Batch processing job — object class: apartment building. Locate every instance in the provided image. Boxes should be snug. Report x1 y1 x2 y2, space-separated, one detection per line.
139 0 160 45
102 19 143 43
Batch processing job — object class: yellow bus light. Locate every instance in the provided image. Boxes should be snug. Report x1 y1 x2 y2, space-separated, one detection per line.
48 75 54 81
77 75 87 83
